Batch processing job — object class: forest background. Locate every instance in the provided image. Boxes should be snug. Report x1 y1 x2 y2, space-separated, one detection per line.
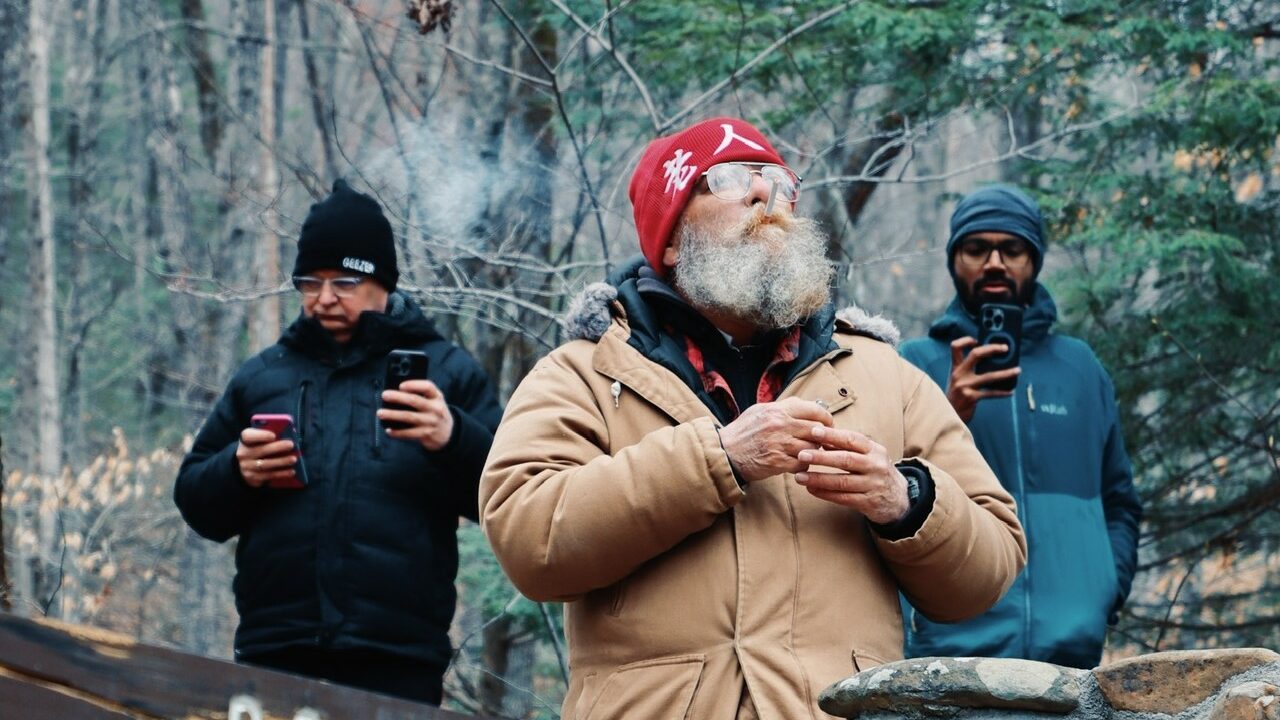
0 0 1277 717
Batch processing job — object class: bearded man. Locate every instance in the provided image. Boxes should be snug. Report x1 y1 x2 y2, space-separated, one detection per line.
479 117 1027 720
899 185 1142 668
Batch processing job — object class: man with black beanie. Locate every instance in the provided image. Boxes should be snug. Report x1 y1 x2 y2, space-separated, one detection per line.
899 184 1142 668
174 179 502 703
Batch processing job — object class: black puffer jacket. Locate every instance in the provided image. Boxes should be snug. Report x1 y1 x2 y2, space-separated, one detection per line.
174 293 502 668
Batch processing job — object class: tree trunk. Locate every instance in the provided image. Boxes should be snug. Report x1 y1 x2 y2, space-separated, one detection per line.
249 0 281 352
0 432 10 611
0 0 25 320
178 0 224 164
495 15 560 398
28 0 61 480
296 0 338 182
474 15 560 713
478 614 513 716
26 0 65 617
63 0 110 467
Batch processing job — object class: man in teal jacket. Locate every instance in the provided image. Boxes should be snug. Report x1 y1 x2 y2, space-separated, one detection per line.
900 184 1142 669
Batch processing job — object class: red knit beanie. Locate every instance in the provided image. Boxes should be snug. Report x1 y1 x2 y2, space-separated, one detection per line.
628 117 787 275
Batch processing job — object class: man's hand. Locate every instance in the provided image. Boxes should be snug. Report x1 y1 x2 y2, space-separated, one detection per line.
718 398 834 484
380 379 455 451
947 336 1020 422
236 428 297 488
794 426 909 524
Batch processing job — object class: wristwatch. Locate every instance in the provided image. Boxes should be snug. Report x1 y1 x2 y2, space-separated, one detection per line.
899 465 924 506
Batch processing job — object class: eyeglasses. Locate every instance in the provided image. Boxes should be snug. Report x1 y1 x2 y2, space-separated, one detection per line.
701 162 802 203
291 275 365 297
956 238 1032 270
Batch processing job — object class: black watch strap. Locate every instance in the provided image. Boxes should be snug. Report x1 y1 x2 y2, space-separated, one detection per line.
869 461 936 541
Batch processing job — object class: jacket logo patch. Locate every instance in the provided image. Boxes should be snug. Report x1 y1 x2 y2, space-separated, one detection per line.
1041 402 1069 416
343 257 375 274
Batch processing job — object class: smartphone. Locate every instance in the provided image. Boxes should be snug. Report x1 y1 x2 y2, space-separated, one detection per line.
382 349 430 430
976 303 1023 392
249 413 307 489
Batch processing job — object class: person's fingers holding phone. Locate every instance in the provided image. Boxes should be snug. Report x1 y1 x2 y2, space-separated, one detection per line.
793 425 909 524
236 427 298 488
379 379 455 451
947 337 1019 422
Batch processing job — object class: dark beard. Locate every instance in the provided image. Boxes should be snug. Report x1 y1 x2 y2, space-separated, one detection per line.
957 275 1035 314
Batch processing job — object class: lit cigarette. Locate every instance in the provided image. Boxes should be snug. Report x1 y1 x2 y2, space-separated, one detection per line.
765 179 779 216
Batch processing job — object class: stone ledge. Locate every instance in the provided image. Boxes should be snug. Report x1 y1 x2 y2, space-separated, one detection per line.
820 649 1280 720
1210 681 1279 720
819 657 1085 718
1093 648 1280 714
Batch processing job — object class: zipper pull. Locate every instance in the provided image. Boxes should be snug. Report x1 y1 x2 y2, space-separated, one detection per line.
1027 383 1036 412
610 380 622 409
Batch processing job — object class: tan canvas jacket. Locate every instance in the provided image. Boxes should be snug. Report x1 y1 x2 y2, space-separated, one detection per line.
481 296 1026 720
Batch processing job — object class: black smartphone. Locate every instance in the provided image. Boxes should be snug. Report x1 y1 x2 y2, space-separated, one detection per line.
382 349 430 430
976 303 1023 391
249 413 308 489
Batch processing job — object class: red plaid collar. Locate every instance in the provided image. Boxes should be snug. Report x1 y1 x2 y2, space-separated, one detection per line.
682 325 802 419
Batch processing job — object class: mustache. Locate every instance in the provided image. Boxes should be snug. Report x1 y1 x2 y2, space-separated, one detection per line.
739 204 796 236
974 277 1016 294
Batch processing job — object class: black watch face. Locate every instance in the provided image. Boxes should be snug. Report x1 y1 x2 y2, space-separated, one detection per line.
904 472 921 504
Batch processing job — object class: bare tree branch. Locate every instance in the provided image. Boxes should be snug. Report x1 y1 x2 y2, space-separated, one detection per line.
807 102 1142 189
662 1 862 131
547 0 659 130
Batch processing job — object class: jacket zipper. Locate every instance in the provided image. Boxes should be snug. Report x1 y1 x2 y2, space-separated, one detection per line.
294 381 311 491
372 378 383 454
1010 391 1031 658
294 381 309 452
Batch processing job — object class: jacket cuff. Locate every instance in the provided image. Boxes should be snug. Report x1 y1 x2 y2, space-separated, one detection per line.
869 460 935 541
221 442 257 493
442 405 492 457
714 427 747 490
695 418 746 507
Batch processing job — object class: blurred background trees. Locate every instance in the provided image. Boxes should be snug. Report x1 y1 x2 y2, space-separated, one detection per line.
0 0 1276 716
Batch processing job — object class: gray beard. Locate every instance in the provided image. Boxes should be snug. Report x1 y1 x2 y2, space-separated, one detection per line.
671 211 834 332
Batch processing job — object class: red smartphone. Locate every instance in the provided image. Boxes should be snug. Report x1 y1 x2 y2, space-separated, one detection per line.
250 413 307 489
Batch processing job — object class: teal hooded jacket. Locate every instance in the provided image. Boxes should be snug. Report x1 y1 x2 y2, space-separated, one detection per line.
899 284 1141 668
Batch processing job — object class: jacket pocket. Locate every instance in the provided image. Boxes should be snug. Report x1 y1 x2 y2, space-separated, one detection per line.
582 654 706 720
851 649 887 673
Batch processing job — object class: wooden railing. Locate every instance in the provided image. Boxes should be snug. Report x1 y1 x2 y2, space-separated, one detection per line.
0 612 505 719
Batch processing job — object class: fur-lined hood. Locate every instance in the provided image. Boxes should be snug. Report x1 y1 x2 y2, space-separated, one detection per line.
561 281 900 347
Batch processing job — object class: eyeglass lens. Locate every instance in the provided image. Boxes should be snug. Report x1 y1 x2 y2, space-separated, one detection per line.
958 240 1030 268
705 163 800 203
292 276 364 297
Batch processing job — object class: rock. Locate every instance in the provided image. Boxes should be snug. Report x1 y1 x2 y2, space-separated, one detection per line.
1093 648 1280 714
819 657 1085 718
1209 681 1280 720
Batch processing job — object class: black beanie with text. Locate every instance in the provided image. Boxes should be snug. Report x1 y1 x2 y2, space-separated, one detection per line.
293 179 399 291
